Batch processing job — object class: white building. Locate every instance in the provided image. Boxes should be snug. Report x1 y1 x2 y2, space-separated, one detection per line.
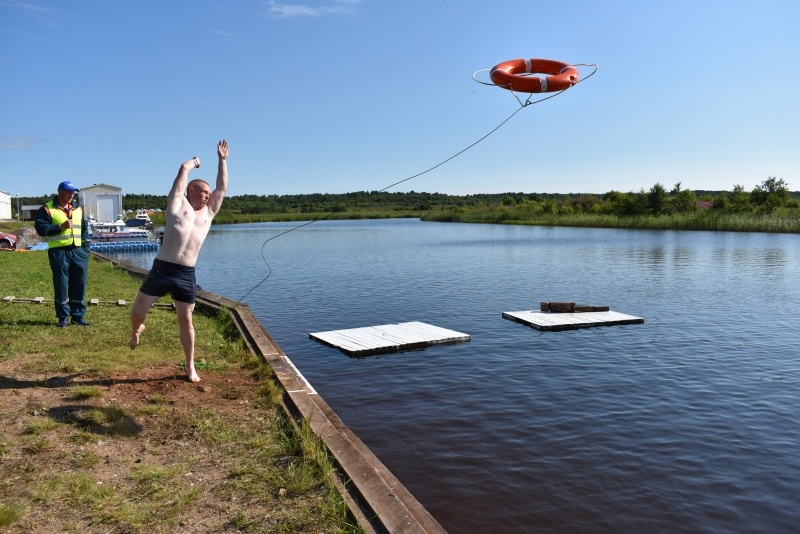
0 190 11 220
79 183 123 222
20 205 41 221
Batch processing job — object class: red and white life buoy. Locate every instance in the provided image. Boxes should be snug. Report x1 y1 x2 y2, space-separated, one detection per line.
489 58 579 93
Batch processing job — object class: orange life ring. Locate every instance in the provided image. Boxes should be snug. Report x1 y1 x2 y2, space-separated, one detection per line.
489 58 579 93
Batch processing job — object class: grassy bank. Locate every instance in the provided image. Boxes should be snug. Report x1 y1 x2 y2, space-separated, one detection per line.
421 206 800 233
158 206 800 234
0 251 361 532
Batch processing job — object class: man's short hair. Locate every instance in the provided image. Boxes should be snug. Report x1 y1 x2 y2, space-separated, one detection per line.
187 179 210 193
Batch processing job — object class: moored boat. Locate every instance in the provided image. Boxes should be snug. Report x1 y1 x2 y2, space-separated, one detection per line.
87 217 159 252
124 209 154 228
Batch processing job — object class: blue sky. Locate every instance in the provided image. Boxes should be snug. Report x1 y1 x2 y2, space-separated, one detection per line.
1 0 798 197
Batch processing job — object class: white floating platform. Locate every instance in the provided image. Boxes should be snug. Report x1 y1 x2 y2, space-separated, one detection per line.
503 310 644 331
310 321 471 356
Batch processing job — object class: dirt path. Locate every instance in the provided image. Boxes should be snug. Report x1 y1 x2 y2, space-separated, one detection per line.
0 356 339 532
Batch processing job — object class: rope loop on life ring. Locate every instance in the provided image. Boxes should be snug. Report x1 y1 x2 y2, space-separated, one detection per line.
489 58 580 93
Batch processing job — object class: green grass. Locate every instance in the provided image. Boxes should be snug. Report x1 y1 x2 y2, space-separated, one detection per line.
22 435 55 454
23 419 60 436
0 251 364 533
70 450 100 468
0 503 25 528
0 252 236 376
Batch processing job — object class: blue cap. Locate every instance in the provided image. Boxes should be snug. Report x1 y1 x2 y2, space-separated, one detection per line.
58 180 79 192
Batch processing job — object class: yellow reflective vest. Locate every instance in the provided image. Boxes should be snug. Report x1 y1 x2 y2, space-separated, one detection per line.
45 201 83 248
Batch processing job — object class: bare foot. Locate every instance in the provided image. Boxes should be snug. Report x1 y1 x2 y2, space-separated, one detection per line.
130 324 145 350
186 367 201 383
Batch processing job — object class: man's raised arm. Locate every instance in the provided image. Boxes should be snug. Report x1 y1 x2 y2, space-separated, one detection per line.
208 140 228 216
168 157 201 200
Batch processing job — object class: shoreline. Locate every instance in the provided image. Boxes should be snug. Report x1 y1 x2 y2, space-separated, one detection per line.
95 252 447 534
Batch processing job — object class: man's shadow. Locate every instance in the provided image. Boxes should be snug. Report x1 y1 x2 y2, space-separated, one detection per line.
0 373 183 390
1 372 187 437
47 403 144 436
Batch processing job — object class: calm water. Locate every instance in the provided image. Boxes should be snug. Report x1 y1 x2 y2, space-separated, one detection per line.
116 219 800 533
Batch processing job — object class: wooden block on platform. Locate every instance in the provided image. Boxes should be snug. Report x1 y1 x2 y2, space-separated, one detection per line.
549 302 575 313
540 301 610 313
89 298 100 306
3 296 14 302
33 297 44 304
117 300 127 306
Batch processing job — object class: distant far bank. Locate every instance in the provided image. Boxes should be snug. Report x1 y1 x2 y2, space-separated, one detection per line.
199 208 800 235
206 178 800 234
11 178 799 234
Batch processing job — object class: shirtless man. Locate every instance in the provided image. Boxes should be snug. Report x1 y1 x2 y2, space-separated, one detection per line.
130 140 228 382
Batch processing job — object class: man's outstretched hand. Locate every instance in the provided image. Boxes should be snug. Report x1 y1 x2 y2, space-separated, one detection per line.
218 139 229 160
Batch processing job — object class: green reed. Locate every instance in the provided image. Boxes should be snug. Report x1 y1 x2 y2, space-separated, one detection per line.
422 207 800 233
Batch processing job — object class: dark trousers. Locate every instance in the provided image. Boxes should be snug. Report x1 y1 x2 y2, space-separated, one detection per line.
48 246 89 319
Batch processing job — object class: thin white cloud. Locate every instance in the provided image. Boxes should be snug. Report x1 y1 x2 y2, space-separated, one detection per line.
0 1 55 15
268 0 363 18
0 136 40 150
215 30 236 38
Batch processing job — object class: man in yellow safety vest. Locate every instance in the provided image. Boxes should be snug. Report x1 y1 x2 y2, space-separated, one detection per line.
34 180 91 328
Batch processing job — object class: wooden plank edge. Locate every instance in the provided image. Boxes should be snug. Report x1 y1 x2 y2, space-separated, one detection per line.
274 363 447 534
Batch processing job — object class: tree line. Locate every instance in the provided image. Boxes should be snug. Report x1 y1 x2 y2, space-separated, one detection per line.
537 177 798 217
16 177 796 217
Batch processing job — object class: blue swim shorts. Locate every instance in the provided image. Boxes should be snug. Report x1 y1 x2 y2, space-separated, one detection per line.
139 258 197 304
